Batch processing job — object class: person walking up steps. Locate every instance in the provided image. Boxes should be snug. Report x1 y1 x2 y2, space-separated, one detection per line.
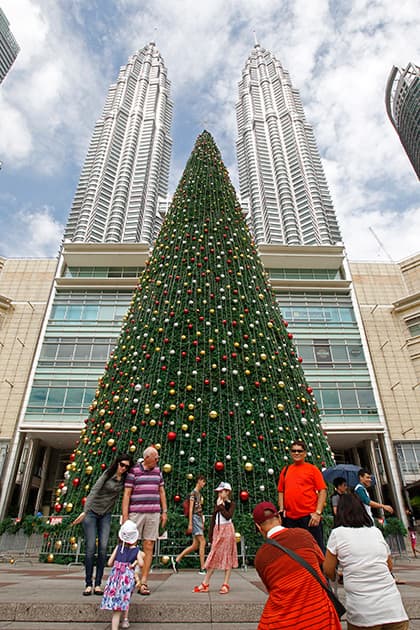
172 474 206 574
100 520 144 630
193 481 238 594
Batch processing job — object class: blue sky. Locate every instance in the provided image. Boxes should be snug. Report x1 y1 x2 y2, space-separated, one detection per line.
0 0 419 261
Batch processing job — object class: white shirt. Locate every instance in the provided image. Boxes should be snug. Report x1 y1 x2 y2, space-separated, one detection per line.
327 526 408 626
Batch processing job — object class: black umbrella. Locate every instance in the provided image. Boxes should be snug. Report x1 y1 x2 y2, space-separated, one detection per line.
323 464 376 488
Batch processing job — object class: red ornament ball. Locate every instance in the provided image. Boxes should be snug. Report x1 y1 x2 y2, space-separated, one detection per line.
54 503 62 513
214 461 224 472
174 495 181 503
81 497 87 506
240 490 249 502
167 431 177 442
72 477 80 487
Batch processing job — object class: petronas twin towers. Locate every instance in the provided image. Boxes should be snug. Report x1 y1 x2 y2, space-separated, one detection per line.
65 41 341 247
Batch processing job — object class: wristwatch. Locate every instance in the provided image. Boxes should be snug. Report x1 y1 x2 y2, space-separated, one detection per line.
315 510 322 516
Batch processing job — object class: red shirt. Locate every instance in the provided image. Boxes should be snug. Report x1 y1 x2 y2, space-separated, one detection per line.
255 527 341 630
277 461 326 518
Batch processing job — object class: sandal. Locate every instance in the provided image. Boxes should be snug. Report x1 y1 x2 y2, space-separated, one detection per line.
93 586 103 595
219 583 230 594
83 586 92 596
193 582 209 593
138 583 151 596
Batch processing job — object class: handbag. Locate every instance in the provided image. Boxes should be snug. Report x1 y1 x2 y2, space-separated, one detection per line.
265 537 346 619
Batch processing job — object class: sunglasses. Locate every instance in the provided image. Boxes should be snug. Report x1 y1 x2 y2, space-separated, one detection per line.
119 462 130 469
291 449 305 453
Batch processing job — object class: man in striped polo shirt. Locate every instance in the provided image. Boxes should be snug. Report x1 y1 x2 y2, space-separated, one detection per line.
122 446 167 595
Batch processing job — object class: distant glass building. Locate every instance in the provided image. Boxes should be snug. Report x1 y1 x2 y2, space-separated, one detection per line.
385 63 420 179
0 43 173 519
236 45 406 518
64 42 173 244
0 7 20 84
236 44 341 246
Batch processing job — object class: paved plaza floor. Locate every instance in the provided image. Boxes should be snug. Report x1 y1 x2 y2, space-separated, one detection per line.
0 556 419 629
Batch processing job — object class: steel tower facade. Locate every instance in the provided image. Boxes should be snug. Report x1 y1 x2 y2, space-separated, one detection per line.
236 44 341 246
385 63 420 179
0 8 20 84
65 42 173 244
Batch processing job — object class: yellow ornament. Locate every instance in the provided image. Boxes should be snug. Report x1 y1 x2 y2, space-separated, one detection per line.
155 443 161 450
169 389 176 395
162 463 172 473
181 424 188 431
244 462 254 472
113 395 119 403
129 445 137 453
186 473 193 480
9 558 15 564
71 543 78 552
107 438 115 447
149 419 156 427
161 555 170 565
47 553 54 563
85 466 93 475
69 536 76 545
235 532 242 543
99 409 105 416
209 410 218 419
277 404 285 412
65 502 73 512
130 425 138 432
54 540 62 550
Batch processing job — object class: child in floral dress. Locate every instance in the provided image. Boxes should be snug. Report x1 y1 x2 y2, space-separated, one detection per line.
101 520 144 630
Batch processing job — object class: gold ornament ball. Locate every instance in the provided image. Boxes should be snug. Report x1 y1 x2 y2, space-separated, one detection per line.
69 536 76 545
244 462 254 472
71 543 78 551
149 419 156 427
47 553 54 563
277 403 285 411
186 473 193 480
169 404 176 411
169 389 176 396
129 445 137 453
162 463 172 473
155 443 161 451
161 555 170 565
188 403 195 410
85 466 93 475
65 502 73 512
235 532 242 543
84 484 90 491
9 558 15 564
113 395 119 403
209 410 218 419
107 438 115 447
278 381 285 388
181 424 188 431
54 540 62 550
260 353 267 361
99 409 106 416
188 415 194 422
186 384 193 391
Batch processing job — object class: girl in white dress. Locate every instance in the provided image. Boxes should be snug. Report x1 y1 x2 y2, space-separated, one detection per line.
323 493 408 630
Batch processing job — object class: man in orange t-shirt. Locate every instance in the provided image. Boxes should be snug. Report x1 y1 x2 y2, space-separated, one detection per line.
277 440 327 551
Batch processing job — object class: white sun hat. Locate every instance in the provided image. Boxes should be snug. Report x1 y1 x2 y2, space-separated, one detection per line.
214 481 232 492
118 520 138 545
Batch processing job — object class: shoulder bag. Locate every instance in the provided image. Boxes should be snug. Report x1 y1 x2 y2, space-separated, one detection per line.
265 537 346 618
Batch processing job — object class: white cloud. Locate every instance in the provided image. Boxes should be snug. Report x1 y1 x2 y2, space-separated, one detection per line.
0 0 419 261
0 200 63 258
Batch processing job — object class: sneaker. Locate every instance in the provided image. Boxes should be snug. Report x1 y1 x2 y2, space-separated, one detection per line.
121 620 130 629
171 556 179 573
198 568 206 575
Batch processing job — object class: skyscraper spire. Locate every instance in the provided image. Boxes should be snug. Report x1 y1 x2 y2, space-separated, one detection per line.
65 43 173 245
236 45 341 246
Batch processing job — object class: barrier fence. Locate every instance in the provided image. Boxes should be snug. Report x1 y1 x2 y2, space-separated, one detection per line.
0 515 408 566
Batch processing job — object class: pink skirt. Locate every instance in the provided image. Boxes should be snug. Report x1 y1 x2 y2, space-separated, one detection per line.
205 522 238 570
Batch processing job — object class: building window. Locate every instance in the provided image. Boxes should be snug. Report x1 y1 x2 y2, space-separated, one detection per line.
311 381 377 417
395 442 420 475
406 316 420 338
296 340 366 368
27 380 97 415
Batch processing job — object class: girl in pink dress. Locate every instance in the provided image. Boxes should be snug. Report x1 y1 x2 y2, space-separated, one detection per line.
193 481 238 594
101 520 144 629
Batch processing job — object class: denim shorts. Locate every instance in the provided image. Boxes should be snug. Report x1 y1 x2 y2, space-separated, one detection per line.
192 513 204 536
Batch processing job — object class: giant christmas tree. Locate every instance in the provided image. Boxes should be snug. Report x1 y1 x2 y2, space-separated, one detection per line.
57 131 334 518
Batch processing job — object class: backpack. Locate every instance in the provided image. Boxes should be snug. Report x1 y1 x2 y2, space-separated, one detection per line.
182 497 190 517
